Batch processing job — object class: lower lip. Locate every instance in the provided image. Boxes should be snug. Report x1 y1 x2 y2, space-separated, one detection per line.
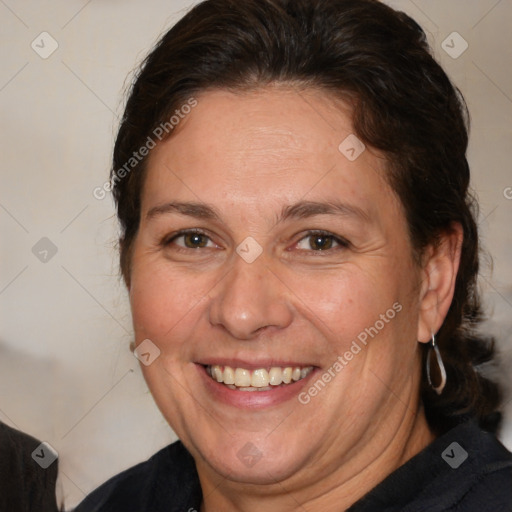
197 364 318 409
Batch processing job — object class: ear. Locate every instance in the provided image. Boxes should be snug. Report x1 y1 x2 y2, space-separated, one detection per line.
417 222 463 343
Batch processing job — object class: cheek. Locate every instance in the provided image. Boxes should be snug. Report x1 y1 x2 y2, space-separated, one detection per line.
284 263 406 350
129 256 209 342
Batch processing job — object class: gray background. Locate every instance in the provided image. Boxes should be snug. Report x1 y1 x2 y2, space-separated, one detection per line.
1 0 511 508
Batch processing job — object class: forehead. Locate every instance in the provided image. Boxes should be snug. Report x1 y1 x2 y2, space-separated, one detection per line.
142 86 395 220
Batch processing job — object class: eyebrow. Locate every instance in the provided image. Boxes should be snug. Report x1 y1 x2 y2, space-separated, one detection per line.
280 200 370 223
146 201 221 221
145 200 370 225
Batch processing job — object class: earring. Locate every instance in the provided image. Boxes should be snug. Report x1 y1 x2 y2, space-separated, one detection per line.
426 331 446 395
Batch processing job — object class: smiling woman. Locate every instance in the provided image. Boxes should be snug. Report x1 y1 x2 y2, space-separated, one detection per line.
75 0 512 511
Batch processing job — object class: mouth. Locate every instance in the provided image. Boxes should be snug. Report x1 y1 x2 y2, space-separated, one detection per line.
205 364 315 391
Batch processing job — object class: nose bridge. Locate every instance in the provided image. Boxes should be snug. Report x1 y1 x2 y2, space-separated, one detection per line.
208 253 293 339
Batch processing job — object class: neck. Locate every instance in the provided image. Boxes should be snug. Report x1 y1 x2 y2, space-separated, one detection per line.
198 404 434 512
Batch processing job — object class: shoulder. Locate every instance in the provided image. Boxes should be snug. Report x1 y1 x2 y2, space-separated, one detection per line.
414 420 512 511
73 440 201 512
350 419 512 512
0 421 59 512
445 424 512 511
456 462 512 511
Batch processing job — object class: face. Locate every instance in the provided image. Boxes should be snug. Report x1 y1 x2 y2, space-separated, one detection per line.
129 87 426 489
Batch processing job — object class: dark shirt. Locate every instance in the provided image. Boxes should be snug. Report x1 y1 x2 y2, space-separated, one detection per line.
75 419 512 512
0 421 59 512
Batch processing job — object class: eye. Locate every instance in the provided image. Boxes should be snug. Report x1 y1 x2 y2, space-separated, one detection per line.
165 229 217 249
295 230 349 252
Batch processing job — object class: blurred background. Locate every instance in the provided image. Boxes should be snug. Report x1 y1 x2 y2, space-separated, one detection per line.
1 0 511 508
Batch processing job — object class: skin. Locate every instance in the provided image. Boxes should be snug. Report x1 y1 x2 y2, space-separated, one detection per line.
128 86 462 512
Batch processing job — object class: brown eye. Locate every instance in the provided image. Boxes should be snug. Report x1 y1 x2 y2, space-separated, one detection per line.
166 230 215 249
182 232 209 248
295 231 348 252
309 234 335 251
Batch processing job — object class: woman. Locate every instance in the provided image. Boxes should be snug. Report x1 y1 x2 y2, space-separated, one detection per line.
76 0 512 510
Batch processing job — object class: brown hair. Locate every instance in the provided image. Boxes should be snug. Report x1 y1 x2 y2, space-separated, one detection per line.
111 0 502 434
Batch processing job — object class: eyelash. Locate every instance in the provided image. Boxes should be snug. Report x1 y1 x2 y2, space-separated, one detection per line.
163 229 216 250
162 229 350 254
293 230 350 253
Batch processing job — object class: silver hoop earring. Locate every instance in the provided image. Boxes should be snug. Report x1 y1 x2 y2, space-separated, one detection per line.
426 331 446 395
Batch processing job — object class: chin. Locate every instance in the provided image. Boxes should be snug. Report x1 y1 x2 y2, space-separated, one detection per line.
193 432 310 485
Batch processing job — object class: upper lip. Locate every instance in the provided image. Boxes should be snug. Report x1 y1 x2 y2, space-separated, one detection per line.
197 359 315 369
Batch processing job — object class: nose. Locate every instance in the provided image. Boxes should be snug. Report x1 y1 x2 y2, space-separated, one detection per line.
208 254 293 340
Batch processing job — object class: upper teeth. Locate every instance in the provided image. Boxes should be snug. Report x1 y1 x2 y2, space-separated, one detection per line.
206 365 314 388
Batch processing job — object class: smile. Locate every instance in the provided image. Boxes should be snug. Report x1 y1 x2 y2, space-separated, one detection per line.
205 364 315 391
